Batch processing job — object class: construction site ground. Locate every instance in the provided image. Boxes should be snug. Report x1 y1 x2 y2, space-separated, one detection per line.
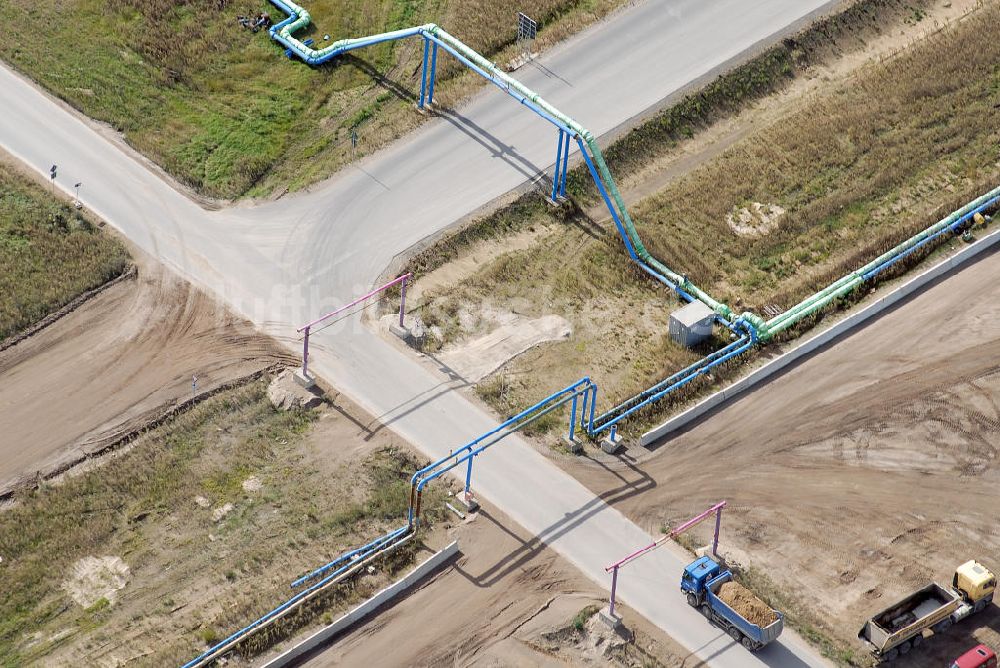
0 236 694 665
0 245 293 495
393 1 1000 663
290 500 697 668
0 374 450 666
560 246 1000 666
4 1 997 666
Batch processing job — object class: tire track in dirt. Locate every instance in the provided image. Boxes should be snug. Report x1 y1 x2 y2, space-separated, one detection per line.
0 248 295 495
560 251 1000 662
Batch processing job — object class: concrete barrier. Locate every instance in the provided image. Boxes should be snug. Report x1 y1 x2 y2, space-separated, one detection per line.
641 228 1000 446
260 541 459 667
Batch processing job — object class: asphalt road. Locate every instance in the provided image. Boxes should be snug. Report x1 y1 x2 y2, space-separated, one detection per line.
0 1 840 664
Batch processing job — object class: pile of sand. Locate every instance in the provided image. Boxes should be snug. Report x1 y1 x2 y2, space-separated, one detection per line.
62 555 130 608
716 581 777 627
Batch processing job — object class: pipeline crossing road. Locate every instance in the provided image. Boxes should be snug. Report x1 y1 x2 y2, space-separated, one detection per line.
0 1 843 665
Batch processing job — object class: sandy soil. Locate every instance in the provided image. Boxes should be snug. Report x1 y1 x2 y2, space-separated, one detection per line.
293 500 699 668
435 314 572 382
561 248 1000 665
0 246 293 494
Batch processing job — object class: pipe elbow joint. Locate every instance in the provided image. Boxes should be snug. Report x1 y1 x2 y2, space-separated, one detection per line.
737 312 765 341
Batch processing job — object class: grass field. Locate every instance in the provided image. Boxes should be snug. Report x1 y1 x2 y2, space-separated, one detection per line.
0 379 445 665
407 0 1000 436
0 0 627 199
631 4 1000 312
0 163 128 341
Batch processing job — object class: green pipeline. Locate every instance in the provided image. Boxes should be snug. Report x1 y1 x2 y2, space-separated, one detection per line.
272 1 997 344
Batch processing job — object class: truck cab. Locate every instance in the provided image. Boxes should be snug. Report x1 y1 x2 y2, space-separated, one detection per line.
954 561 996 610
680 555 721 606
952 645 997 668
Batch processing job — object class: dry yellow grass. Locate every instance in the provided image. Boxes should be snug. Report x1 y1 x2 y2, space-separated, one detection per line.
0 380 446 665
635 2 1000 311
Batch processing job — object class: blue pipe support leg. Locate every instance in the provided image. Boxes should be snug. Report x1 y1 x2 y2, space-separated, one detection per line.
552 131 565 202
569 392 578 441
428 42 438 104
559 133 569 197
464 456 473 495
419 37 430 108
585 386 597 433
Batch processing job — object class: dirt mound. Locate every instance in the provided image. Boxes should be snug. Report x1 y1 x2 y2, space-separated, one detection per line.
267 368 324 410
716 581 776 627
62 556 130 608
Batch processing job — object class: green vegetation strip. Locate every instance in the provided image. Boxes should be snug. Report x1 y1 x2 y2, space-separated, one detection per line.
0 164 128 342
0 0 628 198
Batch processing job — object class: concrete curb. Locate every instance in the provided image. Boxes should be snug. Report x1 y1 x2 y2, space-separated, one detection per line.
641 228 1000 446
261 541 460 667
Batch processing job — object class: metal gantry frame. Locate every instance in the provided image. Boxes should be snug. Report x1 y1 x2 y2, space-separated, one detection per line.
605 501 727 618
296 273 410 378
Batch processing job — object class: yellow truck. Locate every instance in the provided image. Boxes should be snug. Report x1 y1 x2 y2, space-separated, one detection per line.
858 561 996 663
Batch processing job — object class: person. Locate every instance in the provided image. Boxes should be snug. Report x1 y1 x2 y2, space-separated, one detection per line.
237 14 251 28
252 12 271 32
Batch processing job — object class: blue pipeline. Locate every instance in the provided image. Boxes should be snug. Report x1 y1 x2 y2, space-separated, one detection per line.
264 0 734 324
265 1 998 343
408 378 595 524
588 324 756 434
291 524 410 588
180 525 411 668
572 134 707 308
188 16 999 655
862 193 1000 281
551 131 565 202
574 136 638 261
421 34 576 135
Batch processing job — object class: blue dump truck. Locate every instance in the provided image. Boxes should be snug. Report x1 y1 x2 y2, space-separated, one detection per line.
681 556 784 651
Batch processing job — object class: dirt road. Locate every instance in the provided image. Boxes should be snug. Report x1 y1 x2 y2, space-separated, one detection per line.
293 502 699 668
564 248 1000 664
0 247 292 494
